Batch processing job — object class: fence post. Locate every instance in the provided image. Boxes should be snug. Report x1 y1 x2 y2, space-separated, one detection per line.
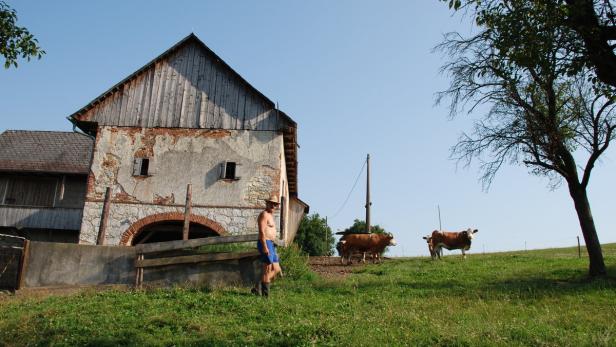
183 184 192 241
135 253 144 290
17 239 30 290
97 187 112 245
577 236 581 259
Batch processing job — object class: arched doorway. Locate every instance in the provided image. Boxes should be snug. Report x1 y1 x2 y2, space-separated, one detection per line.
119 212 226 246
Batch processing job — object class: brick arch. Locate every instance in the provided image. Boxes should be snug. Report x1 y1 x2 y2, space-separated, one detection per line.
120 212 227 246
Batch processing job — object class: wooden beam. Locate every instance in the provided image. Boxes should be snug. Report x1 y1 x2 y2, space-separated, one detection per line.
97 187 112 245
135 250 260 268
182 184 192 241
17 239 30 290
135 253 144 289
135 234 260 254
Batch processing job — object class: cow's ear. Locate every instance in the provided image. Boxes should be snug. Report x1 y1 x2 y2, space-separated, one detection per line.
422 236 428 240
473 229 479 234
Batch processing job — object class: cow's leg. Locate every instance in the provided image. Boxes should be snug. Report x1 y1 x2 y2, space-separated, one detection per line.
462 249 466 259
436 246 442 260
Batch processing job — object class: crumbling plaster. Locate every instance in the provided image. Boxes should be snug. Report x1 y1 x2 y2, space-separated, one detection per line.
88 127 282 206
79 126 285 245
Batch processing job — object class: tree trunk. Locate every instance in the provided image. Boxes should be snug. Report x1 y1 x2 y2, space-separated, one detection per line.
567 182 606 277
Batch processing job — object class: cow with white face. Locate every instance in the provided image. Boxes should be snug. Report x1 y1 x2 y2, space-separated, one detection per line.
425 228 478 259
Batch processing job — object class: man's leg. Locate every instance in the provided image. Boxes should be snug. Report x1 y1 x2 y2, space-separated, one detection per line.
261 263 274 297
271 262 282 279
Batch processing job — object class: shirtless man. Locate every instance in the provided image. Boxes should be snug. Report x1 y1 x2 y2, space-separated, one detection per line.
252 195 282 297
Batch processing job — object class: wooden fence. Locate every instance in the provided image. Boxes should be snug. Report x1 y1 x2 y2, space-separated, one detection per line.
0 234 27 290
134 234 280 289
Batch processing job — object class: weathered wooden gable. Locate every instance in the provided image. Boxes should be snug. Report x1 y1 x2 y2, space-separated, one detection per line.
71 35 285 131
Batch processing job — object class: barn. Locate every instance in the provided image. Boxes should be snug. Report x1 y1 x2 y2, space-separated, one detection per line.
69 33 308 246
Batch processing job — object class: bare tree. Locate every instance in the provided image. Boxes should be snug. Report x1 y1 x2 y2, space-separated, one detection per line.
437 1 615 276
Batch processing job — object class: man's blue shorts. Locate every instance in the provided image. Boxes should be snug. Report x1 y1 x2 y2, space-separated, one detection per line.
257 240 279 264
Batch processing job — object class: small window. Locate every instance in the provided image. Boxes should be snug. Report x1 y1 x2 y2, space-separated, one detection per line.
133 158 150 176
219 161 240 180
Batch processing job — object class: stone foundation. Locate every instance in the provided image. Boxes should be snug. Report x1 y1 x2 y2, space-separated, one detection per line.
79 202 280 245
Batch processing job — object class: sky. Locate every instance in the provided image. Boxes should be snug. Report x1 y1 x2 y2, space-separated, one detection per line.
1 1 614 256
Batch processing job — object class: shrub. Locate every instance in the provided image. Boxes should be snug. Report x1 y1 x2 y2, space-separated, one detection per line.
278 243 316 281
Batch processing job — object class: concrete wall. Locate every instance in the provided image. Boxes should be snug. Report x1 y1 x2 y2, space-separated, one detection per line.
80 126 285 245
24 242 136 287
22 241 261 289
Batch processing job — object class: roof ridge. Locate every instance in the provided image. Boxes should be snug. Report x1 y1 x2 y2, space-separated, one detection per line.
3 129 78 133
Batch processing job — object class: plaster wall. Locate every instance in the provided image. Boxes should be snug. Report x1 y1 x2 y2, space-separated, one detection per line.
79 127 284 245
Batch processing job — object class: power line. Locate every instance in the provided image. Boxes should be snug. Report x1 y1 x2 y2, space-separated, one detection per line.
330 158 367 219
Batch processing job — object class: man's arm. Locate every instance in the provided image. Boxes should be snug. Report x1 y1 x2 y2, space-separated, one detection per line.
258 212 269 255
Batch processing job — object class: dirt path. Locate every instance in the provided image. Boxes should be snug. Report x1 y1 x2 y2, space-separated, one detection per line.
308 256 371 279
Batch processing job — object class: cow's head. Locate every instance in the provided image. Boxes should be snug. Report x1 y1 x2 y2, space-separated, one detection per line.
383 232 397 246
463 228 478 240
335 240 347 256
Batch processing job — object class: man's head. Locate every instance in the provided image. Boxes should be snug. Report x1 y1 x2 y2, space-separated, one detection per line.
265 195 280 212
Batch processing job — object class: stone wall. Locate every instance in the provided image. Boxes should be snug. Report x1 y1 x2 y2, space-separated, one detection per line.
80 202 280 245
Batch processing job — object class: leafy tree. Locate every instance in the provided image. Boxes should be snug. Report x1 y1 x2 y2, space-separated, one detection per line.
337 219 387 235
443 0 616 89
1 1 44 68
438 0 615 276
294 213 335 256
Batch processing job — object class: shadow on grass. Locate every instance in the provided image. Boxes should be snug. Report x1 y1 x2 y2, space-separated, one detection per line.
304 264 616 300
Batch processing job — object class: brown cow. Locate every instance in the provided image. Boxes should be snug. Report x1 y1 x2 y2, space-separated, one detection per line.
426 228 478 259
338 233 397 265
422 235 439 260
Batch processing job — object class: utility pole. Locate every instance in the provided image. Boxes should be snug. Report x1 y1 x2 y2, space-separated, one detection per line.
577 236 581 258
325 216 328 255
437 205 442 231
365 154 371 234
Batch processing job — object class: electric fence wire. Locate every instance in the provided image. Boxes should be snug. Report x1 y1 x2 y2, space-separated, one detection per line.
330 158 367 219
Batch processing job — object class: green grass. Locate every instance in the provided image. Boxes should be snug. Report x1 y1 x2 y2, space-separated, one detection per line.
1 244 615 346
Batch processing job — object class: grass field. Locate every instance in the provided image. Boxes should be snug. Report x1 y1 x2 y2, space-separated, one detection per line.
1 244 615 346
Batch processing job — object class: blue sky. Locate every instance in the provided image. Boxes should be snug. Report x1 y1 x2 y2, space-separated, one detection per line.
2 1 614 256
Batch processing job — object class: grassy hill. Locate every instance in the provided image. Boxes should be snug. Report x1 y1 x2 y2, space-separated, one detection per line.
1 244 615 346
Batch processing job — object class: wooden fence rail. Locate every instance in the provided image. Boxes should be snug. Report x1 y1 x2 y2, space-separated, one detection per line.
134 234 282 289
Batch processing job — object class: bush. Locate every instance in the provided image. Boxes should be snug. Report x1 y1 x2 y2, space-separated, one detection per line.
278 243 316 281
294 213 335 256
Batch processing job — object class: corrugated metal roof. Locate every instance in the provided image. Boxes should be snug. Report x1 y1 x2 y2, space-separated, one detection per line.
0 130 93 174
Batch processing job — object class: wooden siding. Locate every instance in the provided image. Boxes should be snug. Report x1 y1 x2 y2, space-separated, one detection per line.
285 197 308 245
55 176 88 209
3 176 57 207
0 174 87 209
76 41 282 131
0 206 83 230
